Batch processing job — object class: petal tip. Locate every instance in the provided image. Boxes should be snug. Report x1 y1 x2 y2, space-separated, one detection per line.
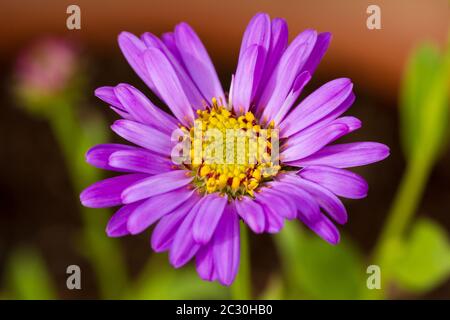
118 31 135 42
94 86 114 99
79 188 96 208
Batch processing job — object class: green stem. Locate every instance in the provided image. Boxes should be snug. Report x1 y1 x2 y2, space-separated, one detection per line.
47 100 127 299
372 149 433 298
230 221 251 299
371 43 450 298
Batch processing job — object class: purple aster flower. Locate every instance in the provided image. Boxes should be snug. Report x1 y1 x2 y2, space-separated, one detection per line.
80 13 389 286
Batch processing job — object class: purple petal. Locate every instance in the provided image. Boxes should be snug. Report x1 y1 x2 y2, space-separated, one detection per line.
290 93 356 138
174 22 224 102
106 201 143 237
237 13 271 104
290 142 390 168
232 45 265 114
280 78 353 138
291 187 321 221
111 119 172 156
280 174 348 224
279 178 339 244
169 200 202 268
193 194 228 244
141 32 205 109
302 32 332 75
321 91 356 125
151 195 199 252
253 17 289 115
95 86 122 109
256 29 317 117
235 197 265 233
196 244 216 282
300 182 347 225
260 18 288 85
238 13 271 62
213 205 240 286
86 143 136 172
329 116 361 132
143 47 195 126
268 71 311 124
95 87 136 120
127 187 194 234
121 170 193 204
299 166 368 199
261 204 284 233
267 180 320 220
110 106 133 120
109 149 172 174
255 187 297 219
287 115 361 146
80 173 148 208
113 83 178 134
299 211 340 245
276 177 340 244
118 32 158 96
281 123 349 162
161 32 183 65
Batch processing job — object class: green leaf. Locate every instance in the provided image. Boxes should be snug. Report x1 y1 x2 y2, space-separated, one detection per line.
400 44 440 157
393 218 450 293
275 220 365 299
4 247 56 300
125 254 228 300
400 43 450 161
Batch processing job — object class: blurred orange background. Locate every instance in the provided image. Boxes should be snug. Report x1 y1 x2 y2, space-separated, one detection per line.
1 0 448 100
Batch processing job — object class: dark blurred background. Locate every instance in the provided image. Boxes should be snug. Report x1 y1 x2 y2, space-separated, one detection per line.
0 0 449 299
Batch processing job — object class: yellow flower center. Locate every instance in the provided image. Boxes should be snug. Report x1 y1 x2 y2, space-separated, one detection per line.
180 98 280 198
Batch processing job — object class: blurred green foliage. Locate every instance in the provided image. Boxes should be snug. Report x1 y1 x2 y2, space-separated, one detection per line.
4 247 56 300
373 37 450 297
125 254 228 299
275 221 365 299
400 44 448 160
393 218 450 293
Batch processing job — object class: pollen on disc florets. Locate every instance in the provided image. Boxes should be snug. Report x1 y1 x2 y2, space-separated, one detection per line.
180 98 281 198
